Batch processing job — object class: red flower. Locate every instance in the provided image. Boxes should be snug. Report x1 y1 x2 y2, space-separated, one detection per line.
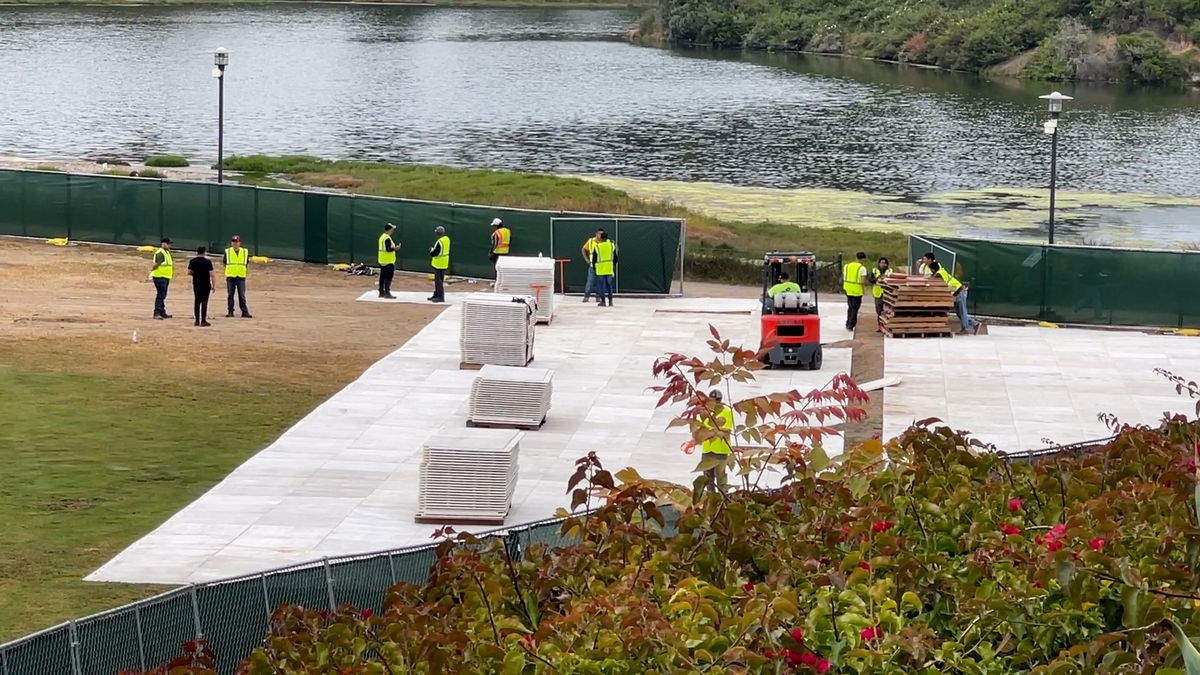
318 610 329 621
858 561 871 571
799 652 819 666
1008 498 1022 512
743 581 755 592
1047 539 1064 552
1089 537 1105 551
871 520 894 533
523 634 534 644
816 658 831 673
861 626 881 641
782 649 802 667
999 523 1021 536
764 650 775 659
790 627 804 642
361 609 373 619
1049 523 1067 538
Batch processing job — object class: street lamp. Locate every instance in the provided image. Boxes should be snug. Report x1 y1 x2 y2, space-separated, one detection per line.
213 47 229 183
1038 91 1072 245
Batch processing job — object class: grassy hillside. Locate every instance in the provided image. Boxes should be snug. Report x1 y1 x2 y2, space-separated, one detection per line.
642 0 1200 84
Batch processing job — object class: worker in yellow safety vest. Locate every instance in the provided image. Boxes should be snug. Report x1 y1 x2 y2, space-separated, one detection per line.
843 251 868 332
149 236 174 320
698 389 734 494
377 224 398 299
765 272 801 311
428 226 451 303
489 218 511 266
917 251 935 276
928 261 982 335
590 230 617 307
870 257 893 333
580 228 603 303
223 234 253 318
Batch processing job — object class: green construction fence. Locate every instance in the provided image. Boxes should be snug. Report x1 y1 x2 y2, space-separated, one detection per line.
909 235 1200 329
0 169 684 295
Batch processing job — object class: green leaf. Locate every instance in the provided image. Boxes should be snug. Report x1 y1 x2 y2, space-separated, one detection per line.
1167 619 1200 675
1193 479 1200 528
1121 587 1146 629
1056 561 1076 592
809 445 830 473
501 646 526 675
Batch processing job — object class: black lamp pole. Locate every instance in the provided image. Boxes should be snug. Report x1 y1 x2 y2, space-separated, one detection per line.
214 47 229 183
1039 91 1072 245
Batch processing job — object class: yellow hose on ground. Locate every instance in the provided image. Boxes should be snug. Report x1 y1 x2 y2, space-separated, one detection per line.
46 238 68 246
136 245 156 252
331 263 351 271
251 256 271 263
1037 321 1059 328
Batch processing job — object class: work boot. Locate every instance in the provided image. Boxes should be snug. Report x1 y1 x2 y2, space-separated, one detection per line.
201 321 212 327
597 300 606 307
582 296 590 303
973 320 984 335
161 313 172 319
194 319 200 326
241 313 253 319
226 311 235 318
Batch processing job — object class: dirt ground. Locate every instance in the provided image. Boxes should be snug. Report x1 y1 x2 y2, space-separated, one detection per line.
0 237 445 385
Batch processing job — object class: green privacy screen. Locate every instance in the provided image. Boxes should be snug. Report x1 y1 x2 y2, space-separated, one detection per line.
0 169 683 294
909 235 1200 329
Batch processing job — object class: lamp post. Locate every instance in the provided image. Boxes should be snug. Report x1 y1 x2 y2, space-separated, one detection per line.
1038 91 1072 245
212 47 229 183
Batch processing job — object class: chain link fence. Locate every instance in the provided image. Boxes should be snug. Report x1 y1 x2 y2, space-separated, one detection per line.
0 514 584 675
908 235 1200 329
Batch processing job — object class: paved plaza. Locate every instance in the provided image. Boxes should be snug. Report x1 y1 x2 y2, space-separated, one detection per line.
88 294 854 584
884 325 1200 452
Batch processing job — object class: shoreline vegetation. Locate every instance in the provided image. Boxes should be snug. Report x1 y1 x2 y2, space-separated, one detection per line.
633 0 1200 86
220 154 909 280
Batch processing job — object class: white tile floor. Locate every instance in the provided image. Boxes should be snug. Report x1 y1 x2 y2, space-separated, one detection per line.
88 295 854 584
883 325 1200 452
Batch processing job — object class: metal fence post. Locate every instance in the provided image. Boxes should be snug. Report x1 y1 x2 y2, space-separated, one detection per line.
261 573 272 621
323 558 337 610
3 641 10 675
387 552 397 585
678 218 686 296
68 620 82 675
134 605 147 670
189 584 204 640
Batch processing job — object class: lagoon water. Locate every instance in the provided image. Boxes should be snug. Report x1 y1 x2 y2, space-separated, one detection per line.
2 5 1199 242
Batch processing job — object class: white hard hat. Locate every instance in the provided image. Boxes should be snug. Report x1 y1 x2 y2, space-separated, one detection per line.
491 218 503 227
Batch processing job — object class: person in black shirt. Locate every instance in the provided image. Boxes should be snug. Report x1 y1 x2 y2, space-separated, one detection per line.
187 247 216 327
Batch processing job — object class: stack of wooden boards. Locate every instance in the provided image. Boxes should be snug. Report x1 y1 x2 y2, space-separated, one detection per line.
880 274 955 338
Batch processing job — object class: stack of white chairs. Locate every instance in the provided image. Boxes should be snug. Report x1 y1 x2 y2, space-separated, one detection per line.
460 293 537 367
495 256 556 324
415 428 521 524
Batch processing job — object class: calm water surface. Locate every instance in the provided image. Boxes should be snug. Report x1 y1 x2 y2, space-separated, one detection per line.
1 6 1199 238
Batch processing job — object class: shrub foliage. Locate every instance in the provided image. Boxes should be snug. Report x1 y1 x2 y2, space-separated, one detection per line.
139 334 1200 674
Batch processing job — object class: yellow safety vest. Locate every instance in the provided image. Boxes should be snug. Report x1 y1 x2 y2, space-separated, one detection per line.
225 247 248 278
700 405 734 455
593 240 615 276
936 267 963 292
378 233 396 266
492 227 511 255
151 248 173 279
583 237 597 267
431 235 450 270
768 281 800 298
843 261 865 297
871 268 892 298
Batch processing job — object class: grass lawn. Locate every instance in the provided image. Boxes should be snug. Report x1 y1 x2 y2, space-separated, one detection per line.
223 155 910 278
0 353 332 641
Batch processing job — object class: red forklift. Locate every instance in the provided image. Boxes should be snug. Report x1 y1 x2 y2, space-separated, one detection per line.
759 251 822 369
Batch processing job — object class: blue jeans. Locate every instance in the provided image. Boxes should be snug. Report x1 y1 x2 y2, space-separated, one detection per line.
955 289 978 332
227 277 250 315
595 274 614 303
583 266 597 300
152 277 169 315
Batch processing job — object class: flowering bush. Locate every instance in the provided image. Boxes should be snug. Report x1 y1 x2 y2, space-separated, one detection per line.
147 333 1200 674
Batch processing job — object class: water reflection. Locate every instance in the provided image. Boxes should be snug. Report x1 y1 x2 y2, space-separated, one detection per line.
0 4 1198 206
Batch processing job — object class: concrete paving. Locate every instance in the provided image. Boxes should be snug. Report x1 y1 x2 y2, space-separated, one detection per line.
883 325 1200 452
88 295 854 584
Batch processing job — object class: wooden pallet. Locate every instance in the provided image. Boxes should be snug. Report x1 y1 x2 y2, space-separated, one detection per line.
466 416 546 431
415 512 509 526
885 330 954 339
460 356 535 370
